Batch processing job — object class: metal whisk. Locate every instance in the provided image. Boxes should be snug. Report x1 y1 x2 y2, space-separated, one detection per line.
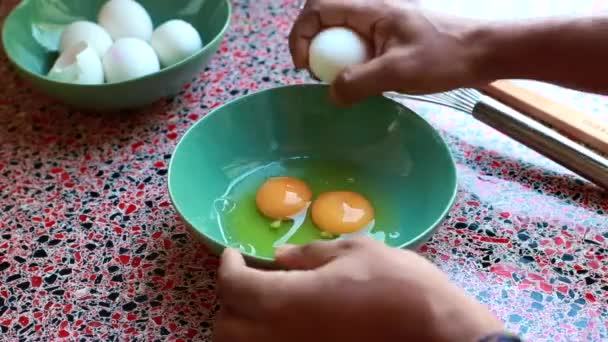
386 89 608 189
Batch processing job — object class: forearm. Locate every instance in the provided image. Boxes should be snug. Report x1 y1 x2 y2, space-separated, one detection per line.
466 15 608 94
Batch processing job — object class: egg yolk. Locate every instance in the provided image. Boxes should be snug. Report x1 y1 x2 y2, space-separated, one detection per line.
256 177 312 220
311 191 375 235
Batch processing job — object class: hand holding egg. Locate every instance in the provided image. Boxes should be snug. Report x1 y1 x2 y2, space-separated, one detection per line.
290 0 476 105
308 27 370 84
48 0 204 85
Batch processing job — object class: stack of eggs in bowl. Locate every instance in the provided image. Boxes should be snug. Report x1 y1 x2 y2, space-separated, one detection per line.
1 0 231 110
49 0 203 85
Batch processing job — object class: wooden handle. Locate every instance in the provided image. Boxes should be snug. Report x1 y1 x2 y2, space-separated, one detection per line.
482 80 608 156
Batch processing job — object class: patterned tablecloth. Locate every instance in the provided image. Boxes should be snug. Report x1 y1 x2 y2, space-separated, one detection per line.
1 0 607 341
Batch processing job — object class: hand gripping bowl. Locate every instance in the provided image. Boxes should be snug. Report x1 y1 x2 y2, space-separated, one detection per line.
168 84 458 267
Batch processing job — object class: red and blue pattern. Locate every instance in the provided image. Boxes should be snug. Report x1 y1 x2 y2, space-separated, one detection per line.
0 0 607 341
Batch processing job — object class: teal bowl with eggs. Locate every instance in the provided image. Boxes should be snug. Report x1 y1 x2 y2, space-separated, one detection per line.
169 84 458 267
1 0 231 110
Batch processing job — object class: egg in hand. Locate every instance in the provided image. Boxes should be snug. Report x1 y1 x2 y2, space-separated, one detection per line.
256 177 312 247
308 27 370 83
311 191 375 236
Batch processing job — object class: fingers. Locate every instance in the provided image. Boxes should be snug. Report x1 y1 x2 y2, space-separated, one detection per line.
213 308 265 342
275 238 364 270
330 55 400 105
218 248 317 319
289 0 375 69
289 9 321 69
218 249 277 317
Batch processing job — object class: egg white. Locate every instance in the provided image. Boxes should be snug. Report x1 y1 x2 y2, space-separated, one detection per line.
272 203 311 248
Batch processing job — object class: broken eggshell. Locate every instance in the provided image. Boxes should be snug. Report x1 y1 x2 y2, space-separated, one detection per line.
47 41 104 85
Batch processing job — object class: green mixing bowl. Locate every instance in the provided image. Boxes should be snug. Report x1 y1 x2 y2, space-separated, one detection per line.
169 84 458 266
2 0 231 110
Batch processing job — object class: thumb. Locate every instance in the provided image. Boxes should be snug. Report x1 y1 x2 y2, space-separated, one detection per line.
218 248 276 316
330 55 399 106
275 239 359 270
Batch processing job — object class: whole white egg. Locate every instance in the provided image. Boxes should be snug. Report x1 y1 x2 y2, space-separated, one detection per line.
59 21 113 58
48 41 104 85
98 0 153 41
150 19 203 67
309 27 370 83
103 38 160 83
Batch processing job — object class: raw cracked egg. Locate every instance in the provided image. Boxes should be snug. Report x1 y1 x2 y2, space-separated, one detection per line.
256 177 313 247
103 38 160 83
47 41 104 85
256 177 312 220
309 27 370 83
311 191 375 235
59 21 113 58
151 19 203 67
98 0 153 41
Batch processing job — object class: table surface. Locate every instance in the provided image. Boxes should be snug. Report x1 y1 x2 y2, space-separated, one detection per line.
1 0 607 341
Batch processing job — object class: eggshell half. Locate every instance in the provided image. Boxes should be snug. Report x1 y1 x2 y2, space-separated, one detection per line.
48 41 105 85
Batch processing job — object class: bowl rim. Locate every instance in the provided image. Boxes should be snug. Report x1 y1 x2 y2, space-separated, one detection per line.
1 0 232 87
168 84 459 262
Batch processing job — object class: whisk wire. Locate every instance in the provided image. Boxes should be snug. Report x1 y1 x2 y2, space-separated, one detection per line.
386 88 608 189
387 88 482 114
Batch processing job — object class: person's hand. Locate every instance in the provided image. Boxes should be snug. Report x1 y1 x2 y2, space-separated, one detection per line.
213 237 504 342
289 0 486 105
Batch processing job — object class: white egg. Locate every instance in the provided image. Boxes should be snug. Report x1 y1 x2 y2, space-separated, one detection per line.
309 27 370 83
59 21 113 58
98 0 153 41
150 19 203 67
48 41 104 85
102 38 160 83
